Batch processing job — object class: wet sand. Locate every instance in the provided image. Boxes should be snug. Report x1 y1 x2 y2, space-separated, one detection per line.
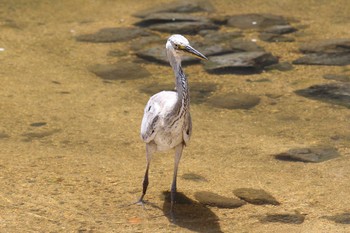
1 0 350 232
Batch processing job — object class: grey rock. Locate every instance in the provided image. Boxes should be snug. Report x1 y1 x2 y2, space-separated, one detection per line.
135 12 209 27
260 213 305 224
207 93 260 109
204 52 279 74
227 14 289 29
139 82 217 104
89 62 151 80
293 39 350 66
146 20 219 35
323 74 350 82
293 53 350 66
274 147 340 163
261 25 297 34
295 82 350 108
298 39 350 54
133 0 215 18
323 213 350 224
194 191 246 208
259 32 295 42
76 27 154 43
233 188 280 205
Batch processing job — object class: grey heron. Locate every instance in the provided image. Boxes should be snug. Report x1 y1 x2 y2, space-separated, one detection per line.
138 34 207 211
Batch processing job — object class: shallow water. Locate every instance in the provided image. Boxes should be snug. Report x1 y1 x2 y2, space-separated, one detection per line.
0 0 350 232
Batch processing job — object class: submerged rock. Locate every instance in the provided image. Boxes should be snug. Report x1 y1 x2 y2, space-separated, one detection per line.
194 191 246 208
259 213 305 224
76 27 153 43
261 25 297 34
274 147 340 163
259 33 295 42
204 51 278 74
207 93 260 109
139 82 217 104
89 62 151 80
293 53 350 66
233 188 280 205
133 0 214 18
135 38 264 65
227 14 290 29
293 39 350 66
322 212 350 224
145 20 219 35
323 74 350 82
295 82 350 108
181 173 208 182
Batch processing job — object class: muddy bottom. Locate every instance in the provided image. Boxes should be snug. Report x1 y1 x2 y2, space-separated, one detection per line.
0 0 350 232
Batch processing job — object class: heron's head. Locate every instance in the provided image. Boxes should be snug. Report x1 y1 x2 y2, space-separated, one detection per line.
166 34 207 60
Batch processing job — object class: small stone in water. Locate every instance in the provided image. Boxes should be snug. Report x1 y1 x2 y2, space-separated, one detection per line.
233 188 280 205
194 191 246 208
260 213 305 224
274 147 340 163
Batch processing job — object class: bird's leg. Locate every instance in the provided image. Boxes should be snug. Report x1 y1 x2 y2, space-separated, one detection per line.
138 143 153 204
170 143 184 212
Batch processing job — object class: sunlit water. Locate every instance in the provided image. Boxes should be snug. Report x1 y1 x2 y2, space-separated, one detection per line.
0 0 349 232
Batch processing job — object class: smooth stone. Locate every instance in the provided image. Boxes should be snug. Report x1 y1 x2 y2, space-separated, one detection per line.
146 21 219 35
135 38 264 65
298 39 350 54
76 27 153 43
134 12 209 27
30 122 47 127
322 213 350 224
204 52 279 74
323 74 350 82
274 147 340 163
139 82 217 104
295 83 350 108
260 213 305 224
227 14 289 29
181 173 208 182
233 188 280 205
194 191 246 208
89 62 151 81
259 32 295 42
133 0 215 18
207 93 260 109
293 53 350 66
200 30 243 42
293 39 350 66
261 25 297 34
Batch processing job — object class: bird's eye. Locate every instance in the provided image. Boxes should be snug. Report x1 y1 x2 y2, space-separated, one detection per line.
174 44 179 49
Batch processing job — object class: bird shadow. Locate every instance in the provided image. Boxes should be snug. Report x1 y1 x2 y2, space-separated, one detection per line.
161 191 223 233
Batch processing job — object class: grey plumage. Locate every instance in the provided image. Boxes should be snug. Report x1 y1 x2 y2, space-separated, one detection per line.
138 34 207 211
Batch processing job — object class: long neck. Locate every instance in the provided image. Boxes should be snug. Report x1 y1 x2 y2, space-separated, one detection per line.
168 51 190 117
